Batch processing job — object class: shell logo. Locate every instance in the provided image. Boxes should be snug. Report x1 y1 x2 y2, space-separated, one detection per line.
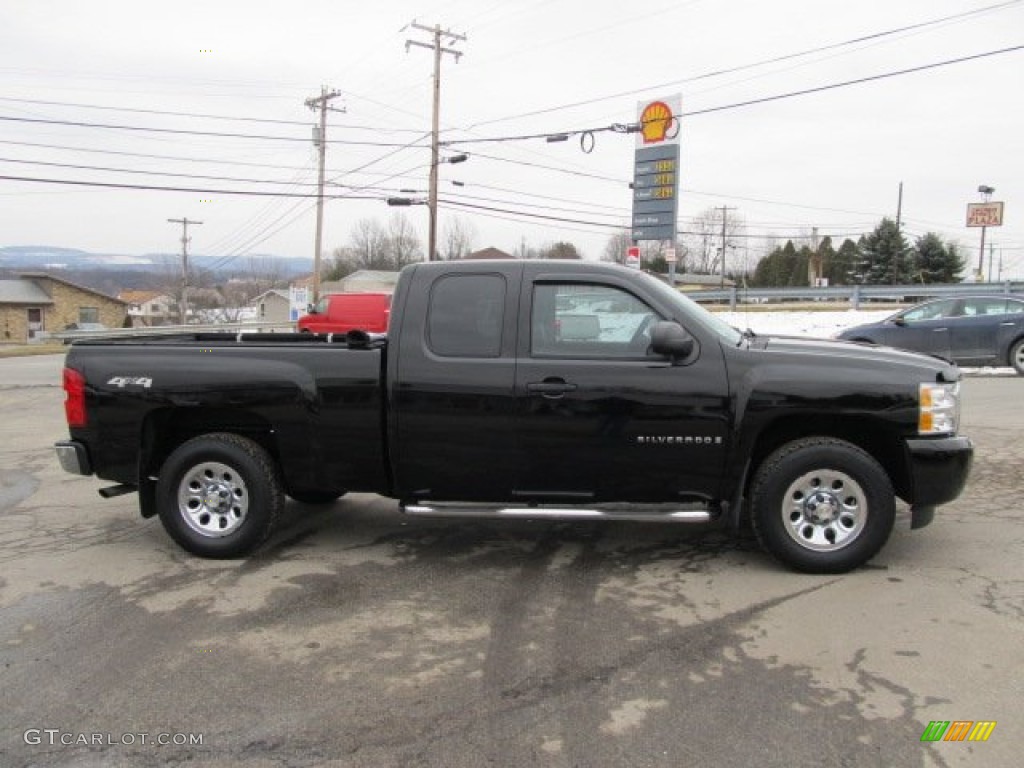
640 101 675 144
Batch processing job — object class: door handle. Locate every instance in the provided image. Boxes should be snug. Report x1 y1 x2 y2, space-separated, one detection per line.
527 378 578 399
933 328 948 332
1000 322 1015 327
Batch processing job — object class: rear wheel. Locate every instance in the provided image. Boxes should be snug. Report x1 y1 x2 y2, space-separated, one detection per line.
1010 338 1024 375
156 433 283 558
751 437 895 573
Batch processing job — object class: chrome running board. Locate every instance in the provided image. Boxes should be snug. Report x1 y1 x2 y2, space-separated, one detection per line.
401 501 712 524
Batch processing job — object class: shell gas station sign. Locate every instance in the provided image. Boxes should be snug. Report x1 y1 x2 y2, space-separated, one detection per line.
632 94 681 244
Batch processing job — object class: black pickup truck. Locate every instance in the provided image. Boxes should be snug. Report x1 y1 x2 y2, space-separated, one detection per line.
55 260 972 573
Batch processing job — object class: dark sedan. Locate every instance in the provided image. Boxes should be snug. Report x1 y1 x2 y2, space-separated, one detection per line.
836 295 1024 374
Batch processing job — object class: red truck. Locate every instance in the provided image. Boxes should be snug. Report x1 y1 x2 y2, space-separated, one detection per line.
296 292 391 334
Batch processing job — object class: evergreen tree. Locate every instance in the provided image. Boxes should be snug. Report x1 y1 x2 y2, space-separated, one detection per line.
860 218 912 284
751 240 801 286
914 233 965 283
791 245 812 286
826 238 860 285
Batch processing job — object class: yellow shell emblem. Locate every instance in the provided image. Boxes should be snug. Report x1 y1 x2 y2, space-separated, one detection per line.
640 101 674 144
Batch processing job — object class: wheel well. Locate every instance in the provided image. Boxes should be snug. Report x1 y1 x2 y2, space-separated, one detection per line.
745 415 910 501
1007 334 1024 365
140 408 277 479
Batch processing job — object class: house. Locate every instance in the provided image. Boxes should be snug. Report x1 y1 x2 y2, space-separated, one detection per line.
118 290 175 327
251 289 291 324
0 273 127 344
464 247 514 260
319 270 401 295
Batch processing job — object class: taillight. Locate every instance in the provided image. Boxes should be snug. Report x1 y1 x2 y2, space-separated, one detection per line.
63 368 87 428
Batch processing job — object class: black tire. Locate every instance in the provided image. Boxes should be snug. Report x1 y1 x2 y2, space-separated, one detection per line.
288 490 345 505
750 437 895 574
156 433 284 558
1010 338 1024 375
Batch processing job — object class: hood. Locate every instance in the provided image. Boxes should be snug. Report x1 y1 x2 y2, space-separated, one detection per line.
758 335 960 382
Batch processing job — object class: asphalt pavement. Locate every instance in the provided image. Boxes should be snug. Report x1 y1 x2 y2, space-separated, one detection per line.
1 354 1020 767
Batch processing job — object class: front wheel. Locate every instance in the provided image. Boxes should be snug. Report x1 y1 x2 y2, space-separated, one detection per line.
156 433 284 558
750 437 895 573
1010 338 1024 375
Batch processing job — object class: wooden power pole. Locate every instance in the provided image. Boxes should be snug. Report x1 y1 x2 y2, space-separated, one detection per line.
305 86 343 302
405 21 465 261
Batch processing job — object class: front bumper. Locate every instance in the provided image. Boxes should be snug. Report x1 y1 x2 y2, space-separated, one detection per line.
55 440 92 476
905 435 973 510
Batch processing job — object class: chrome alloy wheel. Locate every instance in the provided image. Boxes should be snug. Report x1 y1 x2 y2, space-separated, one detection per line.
781 469 867 551
177 461 249 538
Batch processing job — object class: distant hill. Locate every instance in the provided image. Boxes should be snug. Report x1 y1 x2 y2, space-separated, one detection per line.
0 245 313 276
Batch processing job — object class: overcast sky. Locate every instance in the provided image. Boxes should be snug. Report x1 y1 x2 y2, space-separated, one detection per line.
1 0 1022 278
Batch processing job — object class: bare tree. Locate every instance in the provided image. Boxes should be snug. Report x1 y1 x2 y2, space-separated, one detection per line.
682 207 745 275
386 211 422 269
602 229 633 264
440 216 477 261
538 241 582 259
348 218 390 270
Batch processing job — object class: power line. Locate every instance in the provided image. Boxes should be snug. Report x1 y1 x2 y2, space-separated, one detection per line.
0 114 429 147
682 44 1024 118
467 0 1023 128
0 174 388 199
0 156 318 187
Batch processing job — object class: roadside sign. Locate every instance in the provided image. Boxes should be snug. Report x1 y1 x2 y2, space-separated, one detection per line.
289 286 310 322
626 246 641 269
966 202 1004 227
632 94 681 244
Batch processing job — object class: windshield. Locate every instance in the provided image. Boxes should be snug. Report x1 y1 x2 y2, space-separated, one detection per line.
635 272 743 345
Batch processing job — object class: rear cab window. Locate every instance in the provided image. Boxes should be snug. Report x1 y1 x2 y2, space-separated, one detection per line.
426 274 506 357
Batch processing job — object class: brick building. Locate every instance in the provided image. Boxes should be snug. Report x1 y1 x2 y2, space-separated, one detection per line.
0 273 127 344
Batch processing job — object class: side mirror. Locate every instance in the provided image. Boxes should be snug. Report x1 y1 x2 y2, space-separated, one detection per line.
892 316 906 327
650 321 695 362
306 303 317 314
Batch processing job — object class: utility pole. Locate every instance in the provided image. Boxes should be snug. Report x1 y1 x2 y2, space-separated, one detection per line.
718 206 736 288
809 226 820 286
405 21 465 261
305 86 343 302
167 217 202 324
894 181 903 284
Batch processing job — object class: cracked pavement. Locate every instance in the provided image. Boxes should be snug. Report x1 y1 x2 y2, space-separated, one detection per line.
1 355 1020 767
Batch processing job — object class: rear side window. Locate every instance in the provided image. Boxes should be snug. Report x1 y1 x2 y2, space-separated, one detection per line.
427 274 506 357
962 297 1007 316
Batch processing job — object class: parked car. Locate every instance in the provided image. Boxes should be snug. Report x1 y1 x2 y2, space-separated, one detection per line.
836 295 1024 374
296 292 390 334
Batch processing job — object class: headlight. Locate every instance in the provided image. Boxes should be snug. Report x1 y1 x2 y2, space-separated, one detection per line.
919 382 960 435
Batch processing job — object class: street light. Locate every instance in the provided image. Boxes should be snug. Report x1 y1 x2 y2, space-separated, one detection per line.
976 185 995 280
